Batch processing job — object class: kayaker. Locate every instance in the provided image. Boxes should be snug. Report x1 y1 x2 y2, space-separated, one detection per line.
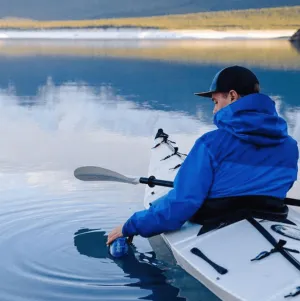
107 65 299 245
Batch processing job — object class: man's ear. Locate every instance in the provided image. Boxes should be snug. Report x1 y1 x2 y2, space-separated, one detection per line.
229 90 239 102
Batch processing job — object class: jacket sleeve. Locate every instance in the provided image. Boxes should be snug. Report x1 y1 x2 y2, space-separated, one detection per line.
122 138 214 238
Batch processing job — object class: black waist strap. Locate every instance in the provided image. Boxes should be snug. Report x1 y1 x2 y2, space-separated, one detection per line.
190 196 288 225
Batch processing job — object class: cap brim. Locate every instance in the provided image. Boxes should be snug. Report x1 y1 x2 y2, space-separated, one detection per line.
194 91 213 98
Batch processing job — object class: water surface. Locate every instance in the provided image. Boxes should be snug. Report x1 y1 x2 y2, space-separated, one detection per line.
0 39 299 301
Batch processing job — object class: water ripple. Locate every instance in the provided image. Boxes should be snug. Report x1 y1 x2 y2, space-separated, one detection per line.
0 175 215 301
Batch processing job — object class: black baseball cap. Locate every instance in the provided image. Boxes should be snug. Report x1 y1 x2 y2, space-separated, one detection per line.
195 66 260 98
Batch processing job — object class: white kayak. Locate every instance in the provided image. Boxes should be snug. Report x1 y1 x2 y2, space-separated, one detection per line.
144 128 300 301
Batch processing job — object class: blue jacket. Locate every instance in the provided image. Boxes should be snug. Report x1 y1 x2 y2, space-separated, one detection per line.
122 93 299 238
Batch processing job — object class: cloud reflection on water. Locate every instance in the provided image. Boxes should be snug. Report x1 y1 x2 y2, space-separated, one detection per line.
0 80 299 198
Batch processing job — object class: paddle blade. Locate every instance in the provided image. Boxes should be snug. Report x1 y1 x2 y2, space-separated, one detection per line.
74 166 139 184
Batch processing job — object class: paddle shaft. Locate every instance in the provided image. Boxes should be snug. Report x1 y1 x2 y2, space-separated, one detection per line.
139 176 300 207
74 166 300 207
139 176 173 188
284 198 300 207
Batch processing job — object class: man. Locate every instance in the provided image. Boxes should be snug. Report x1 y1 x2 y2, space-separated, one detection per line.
107 65 299 245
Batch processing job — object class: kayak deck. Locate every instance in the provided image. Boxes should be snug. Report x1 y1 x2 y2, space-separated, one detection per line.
144 128 300 301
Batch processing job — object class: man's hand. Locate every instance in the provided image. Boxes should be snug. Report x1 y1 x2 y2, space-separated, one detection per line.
107 224 124 245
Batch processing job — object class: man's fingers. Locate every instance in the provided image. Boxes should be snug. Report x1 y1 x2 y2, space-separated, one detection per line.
106 224 124 245
107 234 116 245
107 231 120 245
107 234 113 245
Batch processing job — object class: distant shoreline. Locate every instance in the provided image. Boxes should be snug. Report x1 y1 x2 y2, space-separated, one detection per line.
0 29 296 41
0 6 299 31
0 6 298 41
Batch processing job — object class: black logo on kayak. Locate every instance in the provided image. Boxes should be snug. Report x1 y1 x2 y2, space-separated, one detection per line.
271 224 300 241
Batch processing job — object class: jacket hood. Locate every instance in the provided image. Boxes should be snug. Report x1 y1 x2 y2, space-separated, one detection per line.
214 93 288 146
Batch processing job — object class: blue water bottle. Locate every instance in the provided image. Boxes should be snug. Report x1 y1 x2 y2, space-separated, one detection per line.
109 237 129 258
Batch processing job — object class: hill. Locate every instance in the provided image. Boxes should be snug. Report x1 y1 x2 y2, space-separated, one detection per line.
0 0 299 20
1 6 299 30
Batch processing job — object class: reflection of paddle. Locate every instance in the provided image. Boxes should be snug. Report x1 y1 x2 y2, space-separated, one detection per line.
73 228 186 301
74 166 300 207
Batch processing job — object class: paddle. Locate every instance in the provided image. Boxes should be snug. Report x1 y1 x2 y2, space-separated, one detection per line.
74 166 300 207
74 166 174 188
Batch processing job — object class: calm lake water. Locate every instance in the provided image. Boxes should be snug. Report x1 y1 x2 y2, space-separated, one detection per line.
0 39 299 301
